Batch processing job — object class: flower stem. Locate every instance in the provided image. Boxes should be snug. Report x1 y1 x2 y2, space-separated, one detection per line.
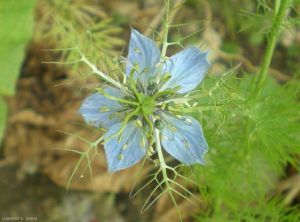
155 129 167 174
161 0 170 58
154 129 182 219
253 0 289 97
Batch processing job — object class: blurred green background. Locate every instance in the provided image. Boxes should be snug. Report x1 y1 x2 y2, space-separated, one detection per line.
0 0 299 221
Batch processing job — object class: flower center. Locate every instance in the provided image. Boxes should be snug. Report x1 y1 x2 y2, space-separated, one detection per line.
140 95 156 115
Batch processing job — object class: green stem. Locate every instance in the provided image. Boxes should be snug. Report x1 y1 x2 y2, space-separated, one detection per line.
154 128 179 217
275 0 281 14
253 0 288 96
246 0 289 137
144 115 154 144
161 0 170 58
155 129 167 173
91 135 104 148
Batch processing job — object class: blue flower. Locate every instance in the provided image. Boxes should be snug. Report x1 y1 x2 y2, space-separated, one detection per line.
79 29 210 172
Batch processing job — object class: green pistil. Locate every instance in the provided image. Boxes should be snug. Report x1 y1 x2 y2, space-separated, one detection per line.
129 65 142 102
140 95 156 115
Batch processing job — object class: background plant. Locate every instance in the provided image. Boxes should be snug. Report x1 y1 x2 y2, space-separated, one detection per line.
191 0 300 221
35 0 124 72
0 0 37 143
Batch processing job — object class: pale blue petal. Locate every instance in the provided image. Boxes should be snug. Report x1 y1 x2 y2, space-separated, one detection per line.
159 112 208 165
159 47 210 93
104 120 147 172
126 29 160 89
79 87 124 129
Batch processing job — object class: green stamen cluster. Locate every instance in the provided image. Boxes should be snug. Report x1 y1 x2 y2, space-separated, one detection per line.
96 64 193 157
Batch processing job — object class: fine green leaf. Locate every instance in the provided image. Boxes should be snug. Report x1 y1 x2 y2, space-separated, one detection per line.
0 0 37 95
0 0 37 143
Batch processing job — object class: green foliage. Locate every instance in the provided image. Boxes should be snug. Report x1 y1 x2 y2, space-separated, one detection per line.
187 2 300 219
193 73 300 221
0 0 37 142
199 198 300 222
35 0 124 68
0 0 37 95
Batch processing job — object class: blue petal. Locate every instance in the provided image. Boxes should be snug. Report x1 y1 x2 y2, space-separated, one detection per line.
104 120 147 172
159 112 208 165
126 29 160 89
79 87 124 129
160 47 210 93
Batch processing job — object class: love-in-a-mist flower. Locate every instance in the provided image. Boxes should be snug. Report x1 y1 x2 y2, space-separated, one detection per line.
79 29 210 172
